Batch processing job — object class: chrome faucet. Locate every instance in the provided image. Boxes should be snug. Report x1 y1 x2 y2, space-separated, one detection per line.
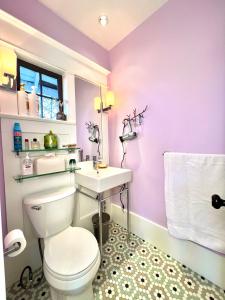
93 157 101 172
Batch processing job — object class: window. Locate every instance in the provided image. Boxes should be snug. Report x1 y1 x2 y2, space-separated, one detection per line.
17 59 63 119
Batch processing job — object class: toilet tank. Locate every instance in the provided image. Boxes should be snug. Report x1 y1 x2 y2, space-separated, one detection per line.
23 186 75 238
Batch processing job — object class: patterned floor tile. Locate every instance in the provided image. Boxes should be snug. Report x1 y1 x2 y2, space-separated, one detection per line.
7 223 225 300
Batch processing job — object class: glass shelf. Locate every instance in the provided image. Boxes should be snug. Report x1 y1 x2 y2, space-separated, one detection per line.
14 168 81 182
13 147 80 155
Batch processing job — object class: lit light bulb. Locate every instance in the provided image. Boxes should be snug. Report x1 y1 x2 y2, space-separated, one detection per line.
106 91 115 107
0 47 17 87
94 97 101 111
98 15 109 27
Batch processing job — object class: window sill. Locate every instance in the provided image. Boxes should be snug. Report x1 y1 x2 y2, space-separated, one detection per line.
0 113 76 125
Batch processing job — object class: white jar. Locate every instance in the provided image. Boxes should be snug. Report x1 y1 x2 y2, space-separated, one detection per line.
17 84 29 116
28 86 39 117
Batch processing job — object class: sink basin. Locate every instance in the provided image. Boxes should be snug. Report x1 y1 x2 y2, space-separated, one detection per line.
75 161 132 193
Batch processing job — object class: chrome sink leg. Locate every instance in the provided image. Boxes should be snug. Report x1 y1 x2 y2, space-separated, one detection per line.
126 183 130 240
98 193 103 257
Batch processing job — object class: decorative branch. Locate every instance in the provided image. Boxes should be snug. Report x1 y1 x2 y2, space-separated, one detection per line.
122 105 148 126
85 121 99 133
120 105 148 169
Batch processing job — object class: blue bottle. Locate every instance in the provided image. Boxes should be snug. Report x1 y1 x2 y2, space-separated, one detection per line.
13 123 22 152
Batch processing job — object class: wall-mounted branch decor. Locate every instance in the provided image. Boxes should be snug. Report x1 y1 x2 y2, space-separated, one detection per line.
85 121 101 157
119 105 148 167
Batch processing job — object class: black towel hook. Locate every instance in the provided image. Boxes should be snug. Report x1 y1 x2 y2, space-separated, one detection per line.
211 194 225 209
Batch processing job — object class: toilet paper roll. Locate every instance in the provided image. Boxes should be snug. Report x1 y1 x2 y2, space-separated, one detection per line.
4 229 27 257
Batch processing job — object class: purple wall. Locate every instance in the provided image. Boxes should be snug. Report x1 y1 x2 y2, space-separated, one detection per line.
0 0 109 69
108 0 225 227
75 78 100 158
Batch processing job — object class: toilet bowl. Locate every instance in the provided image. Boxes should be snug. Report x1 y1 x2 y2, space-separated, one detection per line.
23 186 100 300
44 226 100 300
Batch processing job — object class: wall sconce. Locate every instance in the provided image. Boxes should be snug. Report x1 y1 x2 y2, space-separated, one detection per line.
94 91 115 113
0 46 17 90
94 96 102 111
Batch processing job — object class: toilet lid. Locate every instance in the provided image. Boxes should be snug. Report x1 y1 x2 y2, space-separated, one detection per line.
44 227 99 277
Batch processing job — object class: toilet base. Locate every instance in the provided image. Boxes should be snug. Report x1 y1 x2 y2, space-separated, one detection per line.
50 284 94 300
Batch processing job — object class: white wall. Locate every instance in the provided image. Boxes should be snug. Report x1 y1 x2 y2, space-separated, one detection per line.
2 115 110 287
1 116 78 286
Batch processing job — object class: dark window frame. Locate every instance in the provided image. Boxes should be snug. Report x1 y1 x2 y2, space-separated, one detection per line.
17 59 63 118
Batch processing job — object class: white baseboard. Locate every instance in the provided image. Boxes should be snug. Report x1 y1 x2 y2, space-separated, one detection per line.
112 203 225 289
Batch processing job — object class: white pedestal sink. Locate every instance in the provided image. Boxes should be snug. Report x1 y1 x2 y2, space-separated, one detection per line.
75 161 132 193
75 161 132 255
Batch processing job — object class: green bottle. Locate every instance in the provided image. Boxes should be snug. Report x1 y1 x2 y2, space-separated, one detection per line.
44 130 58 149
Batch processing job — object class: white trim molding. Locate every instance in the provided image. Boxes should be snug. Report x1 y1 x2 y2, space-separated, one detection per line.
0 9 110 86
112 203 225 289
0 114 76 125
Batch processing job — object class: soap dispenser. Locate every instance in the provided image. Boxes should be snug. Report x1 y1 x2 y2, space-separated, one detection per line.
22 153 33 175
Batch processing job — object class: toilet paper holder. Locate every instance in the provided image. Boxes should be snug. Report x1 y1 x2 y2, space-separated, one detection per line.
4 242 21 257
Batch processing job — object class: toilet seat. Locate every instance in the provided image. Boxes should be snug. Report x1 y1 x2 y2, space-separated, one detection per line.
44 251 100 294
44 253 99 282
44 226 99 280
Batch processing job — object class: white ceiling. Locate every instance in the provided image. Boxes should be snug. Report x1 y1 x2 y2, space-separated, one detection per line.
38 0 168 50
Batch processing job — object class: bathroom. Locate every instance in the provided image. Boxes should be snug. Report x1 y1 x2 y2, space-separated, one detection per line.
0 0 225 299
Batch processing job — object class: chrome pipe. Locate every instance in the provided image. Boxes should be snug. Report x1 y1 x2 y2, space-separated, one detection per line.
98 193 103 257
76 188 128 202
76 189 98 201
4 242 21 257
126 183 130 241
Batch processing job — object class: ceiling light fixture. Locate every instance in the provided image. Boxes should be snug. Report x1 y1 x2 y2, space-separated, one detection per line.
98 15 109 27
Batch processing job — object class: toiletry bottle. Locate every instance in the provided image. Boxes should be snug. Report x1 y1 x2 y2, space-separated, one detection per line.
22 153 33 175
78 149 83 162
28 86 39 117
17 83 29 116
13 123 22 152
31 138 40 150
44 130 58 149
24 138 29 150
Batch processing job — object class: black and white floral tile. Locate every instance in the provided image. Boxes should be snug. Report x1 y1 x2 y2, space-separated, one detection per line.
7 223 225 300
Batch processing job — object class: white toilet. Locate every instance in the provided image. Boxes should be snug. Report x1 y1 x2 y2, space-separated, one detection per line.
23 186 100 300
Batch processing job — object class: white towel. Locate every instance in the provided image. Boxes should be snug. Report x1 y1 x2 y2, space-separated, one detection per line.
164 152 225 254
